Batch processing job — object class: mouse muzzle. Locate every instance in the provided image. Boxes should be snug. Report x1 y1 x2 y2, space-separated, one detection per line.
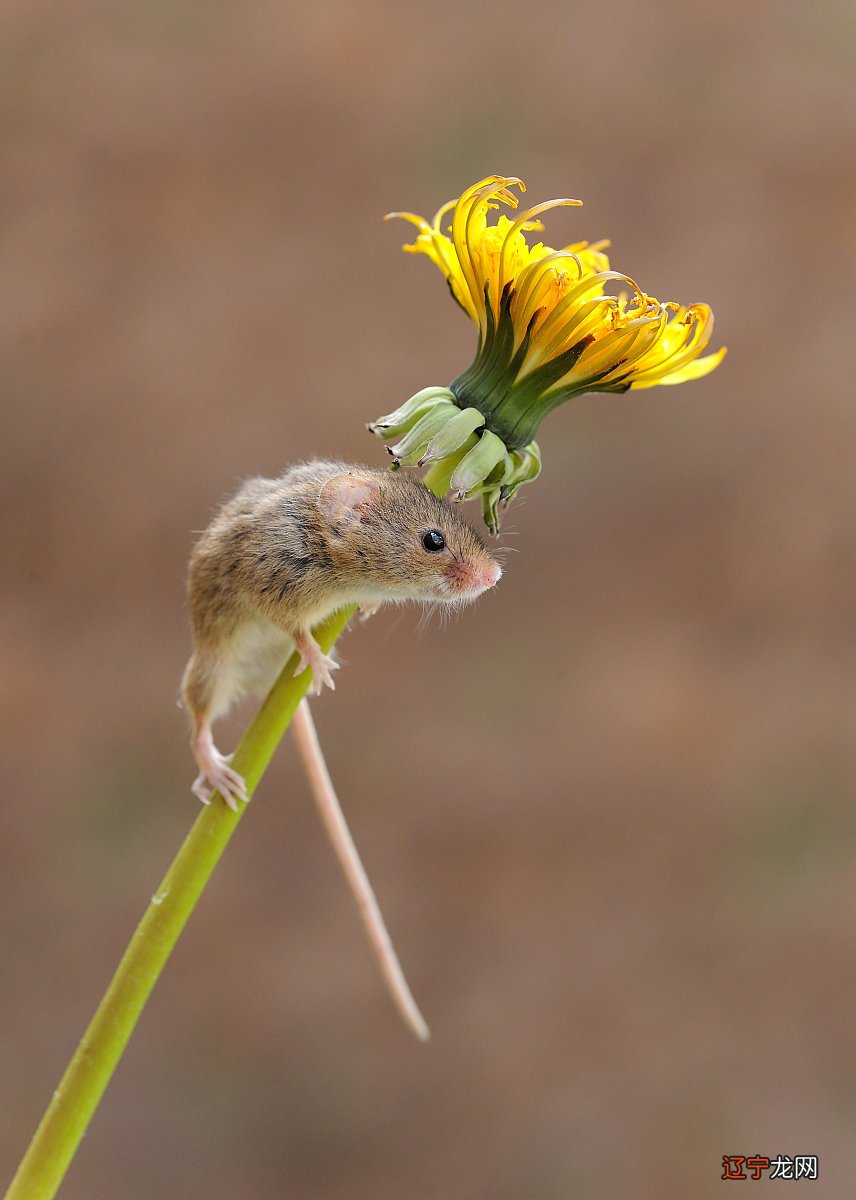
439 555 502 602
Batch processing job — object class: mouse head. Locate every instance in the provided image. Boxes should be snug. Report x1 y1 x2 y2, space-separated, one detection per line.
318 469 502 604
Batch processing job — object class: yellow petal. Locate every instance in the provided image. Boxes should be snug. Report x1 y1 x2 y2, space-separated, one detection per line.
631 346 727 388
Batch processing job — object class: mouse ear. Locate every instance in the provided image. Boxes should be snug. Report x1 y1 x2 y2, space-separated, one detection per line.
319 472 381 533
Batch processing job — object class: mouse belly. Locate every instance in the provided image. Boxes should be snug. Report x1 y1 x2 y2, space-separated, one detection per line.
229 617 296 699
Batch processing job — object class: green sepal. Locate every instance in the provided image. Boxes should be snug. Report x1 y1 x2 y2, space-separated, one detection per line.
387 401 460 463
369 401 435 440
481 487 502 535
418 406 485 466
450 430 508 498
420 434 479 497
369 386 456 436
500 441 542 501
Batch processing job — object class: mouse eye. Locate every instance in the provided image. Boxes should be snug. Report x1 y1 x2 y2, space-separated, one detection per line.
421 529 446 553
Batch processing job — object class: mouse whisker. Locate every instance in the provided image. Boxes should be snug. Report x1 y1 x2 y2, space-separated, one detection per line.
415 602 438 635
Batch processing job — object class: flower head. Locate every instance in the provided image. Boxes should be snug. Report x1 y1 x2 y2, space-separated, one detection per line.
371 175 725 531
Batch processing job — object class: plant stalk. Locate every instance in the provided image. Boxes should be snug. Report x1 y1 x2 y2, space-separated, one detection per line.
4 606 354 1200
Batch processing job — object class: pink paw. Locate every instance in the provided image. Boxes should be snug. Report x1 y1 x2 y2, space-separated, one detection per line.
297 649 339 694
192 750 248 812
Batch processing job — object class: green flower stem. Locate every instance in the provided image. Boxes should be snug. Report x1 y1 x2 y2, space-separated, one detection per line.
4 605 355 1200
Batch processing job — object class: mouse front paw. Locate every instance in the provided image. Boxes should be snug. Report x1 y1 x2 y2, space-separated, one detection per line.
294 632 339 694
301 649 339 694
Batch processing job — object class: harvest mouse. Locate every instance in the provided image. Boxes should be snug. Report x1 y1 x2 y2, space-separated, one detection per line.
181 460 502 810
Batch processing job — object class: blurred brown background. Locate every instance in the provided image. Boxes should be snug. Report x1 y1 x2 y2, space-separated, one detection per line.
1 1 855 1197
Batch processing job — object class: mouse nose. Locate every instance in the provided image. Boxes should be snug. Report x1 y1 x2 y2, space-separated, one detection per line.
480 559 502 589
473 556 501 590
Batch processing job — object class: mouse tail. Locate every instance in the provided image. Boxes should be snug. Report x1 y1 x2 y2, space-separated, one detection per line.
290 699 430 1042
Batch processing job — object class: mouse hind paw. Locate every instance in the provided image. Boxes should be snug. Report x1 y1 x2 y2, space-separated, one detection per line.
191 737 248 812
